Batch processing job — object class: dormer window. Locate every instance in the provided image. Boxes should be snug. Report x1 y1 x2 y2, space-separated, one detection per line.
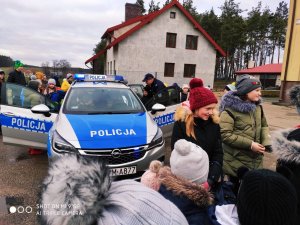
170 12 176 19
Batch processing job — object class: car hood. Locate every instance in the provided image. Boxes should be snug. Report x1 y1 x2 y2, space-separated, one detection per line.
55 113 157 149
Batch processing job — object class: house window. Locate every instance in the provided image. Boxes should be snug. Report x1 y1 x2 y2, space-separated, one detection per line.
186 35 198 50
170 12 176 19
113 60 116 75
164 63 175 77
184 64 196 78
166 33 177 48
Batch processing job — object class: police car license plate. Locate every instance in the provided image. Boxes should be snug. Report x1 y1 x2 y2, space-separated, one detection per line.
110 166 137 176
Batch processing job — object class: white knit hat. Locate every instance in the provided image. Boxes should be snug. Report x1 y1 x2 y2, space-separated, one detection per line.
170 139 209 184
48 78 56 85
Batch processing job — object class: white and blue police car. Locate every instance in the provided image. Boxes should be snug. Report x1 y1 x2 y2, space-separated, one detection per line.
0 74 181 178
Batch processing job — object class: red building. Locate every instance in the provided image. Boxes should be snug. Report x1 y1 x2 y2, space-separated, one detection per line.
235 63 282 89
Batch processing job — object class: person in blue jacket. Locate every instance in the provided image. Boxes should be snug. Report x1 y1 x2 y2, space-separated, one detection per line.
142 73 166 96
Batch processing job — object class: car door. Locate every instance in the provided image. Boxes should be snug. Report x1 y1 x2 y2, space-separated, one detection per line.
145 86 181 138
0 83 58 149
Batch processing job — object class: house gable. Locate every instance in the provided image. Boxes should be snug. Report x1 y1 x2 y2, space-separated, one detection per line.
85 0 225 64
105 6 217 86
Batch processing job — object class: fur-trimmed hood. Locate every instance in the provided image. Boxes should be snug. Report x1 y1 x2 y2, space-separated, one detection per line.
39 155 111 225
272 128 300 164
158 167 213 208
219 91 261 113
40 156 190 225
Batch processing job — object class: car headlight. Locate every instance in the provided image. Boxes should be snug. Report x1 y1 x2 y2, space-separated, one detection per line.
52 131 77 153
148 128 164 150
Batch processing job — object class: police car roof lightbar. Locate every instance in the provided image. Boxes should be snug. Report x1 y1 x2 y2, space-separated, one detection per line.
74 74 125 82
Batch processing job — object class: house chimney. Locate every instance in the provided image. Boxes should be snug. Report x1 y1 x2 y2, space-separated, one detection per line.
125 3 142 21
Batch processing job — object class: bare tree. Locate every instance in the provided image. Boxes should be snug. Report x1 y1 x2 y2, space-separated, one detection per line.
41 61 50 75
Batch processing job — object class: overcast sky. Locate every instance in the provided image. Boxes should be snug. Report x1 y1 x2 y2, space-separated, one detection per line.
0 0 289 68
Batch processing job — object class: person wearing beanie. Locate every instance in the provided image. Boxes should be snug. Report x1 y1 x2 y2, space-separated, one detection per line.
30 74 37 80
237 169 297 225
140 160 163 191
219 74 271 194
223 82 236 94
7 60 26 86
215 169 298 225
171 78 223 189
43 78 65 105
43 78 57 95
271 85 300 223
180 84 189 102
53 75 61 87
39 154 189 225
155 139 219 225
61 73 73 92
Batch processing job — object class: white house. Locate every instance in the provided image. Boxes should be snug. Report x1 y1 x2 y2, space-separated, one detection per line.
85 0 226 87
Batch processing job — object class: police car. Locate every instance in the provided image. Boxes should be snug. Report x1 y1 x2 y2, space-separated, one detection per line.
0 74 181 178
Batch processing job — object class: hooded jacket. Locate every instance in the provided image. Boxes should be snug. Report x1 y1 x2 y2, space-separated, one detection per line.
39 155 188 225
219 91 270 177
272 128 300 223
158 167 220 225
171 104 223 186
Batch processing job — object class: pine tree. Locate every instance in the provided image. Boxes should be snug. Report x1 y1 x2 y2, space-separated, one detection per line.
148 0 160 13
136 0 146 14
182 0 198 19
218 0 246 80
163 0 171 7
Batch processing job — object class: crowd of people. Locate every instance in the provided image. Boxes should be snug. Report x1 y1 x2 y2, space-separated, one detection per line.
0 60 73 106
38 72 300 225
1 63 299 224
0 60 74 154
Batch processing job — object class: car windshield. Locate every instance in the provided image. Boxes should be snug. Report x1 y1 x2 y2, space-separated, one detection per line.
63 87 144 114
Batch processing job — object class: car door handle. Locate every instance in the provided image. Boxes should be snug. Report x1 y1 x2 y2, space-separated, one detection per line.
2 112 16 117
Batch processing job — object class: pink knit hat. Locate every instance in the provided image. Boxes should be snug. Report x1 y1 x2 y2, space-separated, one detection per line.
140 160 162 191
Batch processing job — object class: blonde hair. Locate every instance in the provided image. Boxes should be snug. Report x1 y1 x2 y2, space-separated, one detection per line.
185 107 220 140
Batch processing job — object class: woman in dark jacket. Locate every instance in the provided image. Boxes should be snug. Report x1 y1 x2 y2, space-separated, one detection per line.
171 78 223 188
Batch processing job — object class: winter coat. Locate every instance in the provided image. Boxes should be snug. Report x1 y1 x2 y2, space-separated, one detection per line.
219 91 271 177
272 128 300 223
40 155 189 225
158 167 220 225
171 105 223 185
61 79 71 92
7 69 26 86
147 78 166 96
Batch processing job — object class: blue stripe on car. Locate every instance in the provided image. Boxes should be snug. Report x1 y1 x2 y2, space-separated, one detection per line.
66 113 147 149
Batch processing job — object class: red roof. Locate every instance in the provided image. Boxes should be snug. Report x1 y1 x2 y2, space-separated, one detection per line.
235 63 282 75
85 0 226 64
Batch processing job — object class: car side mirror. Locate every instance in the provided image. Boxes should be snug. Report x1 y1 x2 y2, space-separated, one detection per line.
31 104 51 117
151 103 166 114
